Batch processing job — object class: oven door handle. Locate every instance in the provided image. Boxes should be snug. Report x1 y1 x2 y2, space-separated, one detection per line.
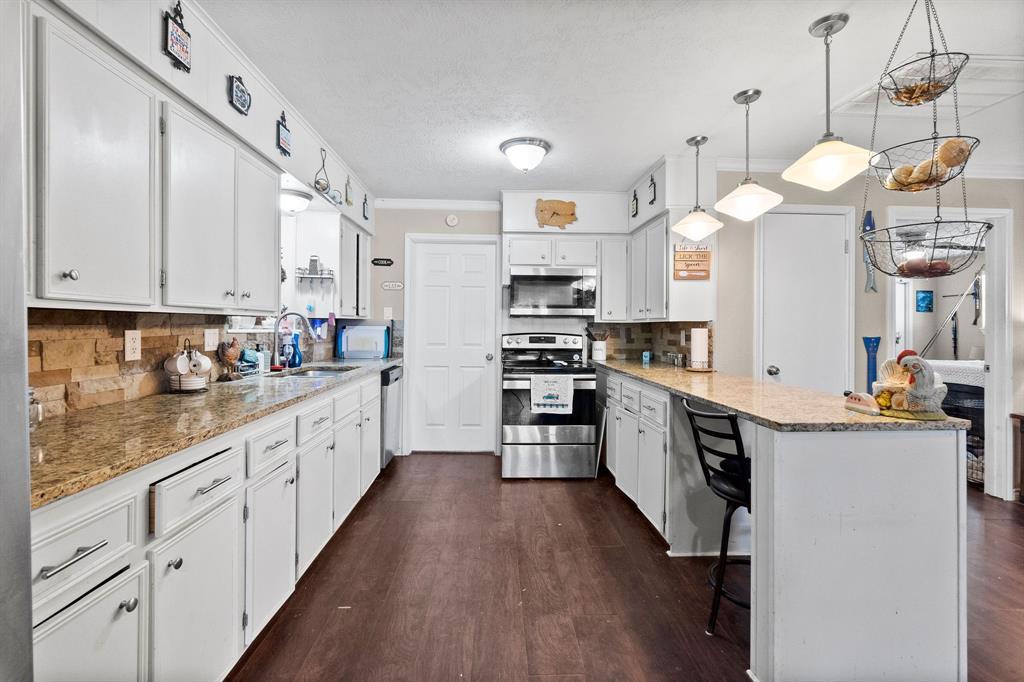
502 379 596 390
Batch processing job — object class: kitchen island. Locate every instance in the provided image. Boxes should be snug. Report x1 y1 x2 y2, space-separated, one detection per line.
596 360 968 682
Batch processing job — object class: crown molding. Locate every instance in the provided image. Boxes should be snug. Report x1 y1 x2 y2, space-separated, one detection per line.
374 198 501 212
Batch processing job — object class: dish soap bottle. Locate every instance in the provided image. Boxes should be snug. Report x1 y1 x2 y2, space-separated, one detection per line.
288 332 303 368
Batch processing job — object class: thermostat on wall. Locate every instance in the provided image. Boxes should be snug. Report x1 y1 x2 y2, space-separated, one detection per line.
445 214 459 227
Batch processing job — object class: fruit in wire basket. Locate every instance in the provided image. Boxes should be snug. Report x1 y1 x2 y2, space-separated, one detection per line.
892 80 946 106
936 137 971 168
909 158 948 184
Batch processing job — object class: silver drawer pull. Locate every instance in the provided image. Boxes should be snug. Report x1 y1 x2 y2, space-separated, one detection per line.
119 597 139 613
313 416 330 426
643 405 656 411
195 475 231 496
168 557 183 570
39 539 109 580
265 438 289 452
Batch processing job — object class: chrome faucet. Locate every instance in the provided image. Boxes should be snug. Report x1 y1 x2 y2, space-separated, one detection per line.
271 311 316 368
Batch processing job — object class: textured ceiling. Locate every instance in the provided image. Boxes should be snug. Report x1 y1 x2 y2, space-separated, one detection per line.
202 0 1024 200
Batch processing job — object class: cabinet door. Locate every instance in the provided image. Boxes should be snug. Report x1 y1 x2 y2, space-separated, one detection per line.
360 400 382 495
245 460 296 645
358 233 371 317
645 220 667 320
599 238 629 321
36 17 156 305
333 413 361 529
296 434 334 576
339 222 358 317
616 409 639 502
629 230 647 320
605 402 619 476
637 422 667 535
149 498 241 681
33 563 147 682
163 104 238 308
554 239 598 266
236 152 280 313
508 238 552 265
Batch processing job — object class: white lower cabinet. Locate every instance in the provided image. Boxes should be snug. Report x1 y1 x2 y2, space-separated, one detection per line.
244 459 296 644
33 563 148 682
616 408 640 502
333 411 362 529
359 399 382 496
296 433 335 576
149 498 242 681
637 422 667 534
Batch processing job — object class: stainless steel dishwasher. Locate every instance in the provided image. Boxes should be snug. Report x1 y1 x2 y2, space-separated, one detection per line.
380 365 403 468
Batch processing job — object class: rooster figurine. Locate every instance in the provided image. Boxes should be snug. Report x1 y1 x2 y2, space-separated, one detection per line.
872 350 947 420
216 337 243 381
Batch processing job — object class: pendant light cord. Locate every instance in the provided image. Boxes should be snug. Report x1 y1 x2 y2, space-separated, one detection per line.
824 33 832 138
694 144 701 211
744 102 751 181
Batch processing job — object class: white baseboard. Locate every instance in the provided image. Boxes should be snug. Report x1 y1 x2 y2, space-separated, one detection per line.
665 550 752 558
746 670 760 682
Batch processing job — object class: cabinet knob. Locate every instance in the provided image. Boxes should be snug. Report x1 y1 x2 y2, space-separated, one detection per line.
286 476 295 485
225 289 235 297
241 291 252 299
766 365 781 376
540 254 547 260
119 597 139 613
364 416 371 422
167 557 183 570
606 310 612 315
560 255 566 260
61 269 80 281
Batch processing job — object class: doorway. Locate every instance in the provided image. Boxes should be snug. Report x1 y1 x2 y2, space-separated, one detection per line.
404 235 500 452
754 205 857 394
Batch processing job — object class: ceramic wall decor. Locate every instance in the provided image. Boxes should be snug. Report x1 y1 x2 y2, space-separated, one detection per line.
630 189 638 218
648 173 656 205
535 198 578 230
872 350 947 420
227 75 251 115
362 194 369 220
344 175 353 206
163 1 191 72
276 111 292 157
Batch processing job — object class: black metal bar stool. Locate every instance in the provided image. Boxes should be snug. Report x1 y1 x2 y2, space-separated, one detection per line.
682 398 751 636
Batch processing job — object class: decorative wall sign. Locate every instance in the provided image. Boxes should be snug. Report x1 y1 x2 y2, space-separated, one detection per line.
163 1 191 72
276 111 292 157
916 290 934 312
344 176 353 206
371 258 394 267
535 199 578 230
630 190 639 218
228 75 250 115
381 281 404 291
673 244 712 280
362 194 369 220
648 174 657 205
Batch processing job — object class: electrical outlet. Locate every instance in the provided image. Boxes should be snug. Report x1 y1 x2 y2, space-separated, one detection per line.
680 330 687 346
204 329 220 351
124 330 141 361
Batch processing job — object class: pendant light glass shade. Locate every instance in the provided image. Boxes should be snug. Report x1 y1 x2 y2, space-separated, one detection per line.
783 13 870 191
672 209 724 241
499 137 551 172
714 88 783 221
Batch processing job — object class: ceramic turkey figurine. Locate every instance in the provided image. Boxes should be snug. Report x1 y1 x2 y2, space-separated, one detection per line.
872 350 947 420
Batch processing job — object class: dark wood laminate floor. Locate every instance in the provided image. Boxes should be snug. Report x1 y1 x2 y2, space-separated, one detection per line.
229 454 1021 682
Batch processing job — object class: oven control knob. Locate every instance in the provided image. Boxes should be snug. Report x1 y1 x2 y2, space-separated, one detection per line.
572 338 580 345
563 338 569 345
515 338 522 345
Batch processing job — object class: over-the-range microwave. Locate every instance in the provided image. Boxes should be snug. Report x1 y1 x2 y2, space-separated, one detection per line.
508 266 596 317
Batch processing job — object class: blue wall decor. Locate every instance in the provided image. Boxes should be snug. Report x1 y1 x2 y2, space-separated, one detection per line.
916 290 934 313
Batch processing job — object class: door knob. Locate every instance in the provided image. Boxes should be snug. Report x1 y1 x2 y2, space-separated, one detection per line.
119 597 139 613
485 353 494 361
61 269 80 281
766 365 780 376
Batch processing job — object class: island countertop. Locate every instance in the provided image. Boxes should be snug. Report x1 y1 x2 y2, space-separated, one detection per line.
28 359 401 510
595 359 969 433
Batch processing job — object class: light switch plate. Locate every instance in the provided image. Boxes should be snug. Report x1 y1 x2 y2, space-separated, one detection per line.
124 330 141 361
204 329 220 351
680 330 687 345
383 306 393 319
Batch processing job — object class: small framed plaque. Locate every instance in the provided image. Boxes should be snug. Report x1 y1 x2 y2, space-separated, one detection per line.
163 1 191 72
228 75 251 115
276 111 292 157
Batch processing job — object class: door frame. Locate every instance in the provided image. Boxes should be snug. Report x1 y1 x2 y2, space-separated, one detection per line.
887 206 1015 500
403 233 501 454
753 204 857 390
887 277 915 358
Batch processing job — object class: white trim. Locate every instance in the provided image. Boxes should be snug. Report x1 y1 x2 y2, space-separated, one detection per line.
753 204 857 390
887 205 1015 501
376 198 501 212
402 233 502 455
717 157 1024 180
885 277 916 359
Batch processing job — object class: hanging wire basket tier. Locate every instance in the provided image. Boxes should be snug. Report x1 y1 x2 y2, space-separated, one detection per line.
881 52 969 106
869 135 978 192
860 219 991 278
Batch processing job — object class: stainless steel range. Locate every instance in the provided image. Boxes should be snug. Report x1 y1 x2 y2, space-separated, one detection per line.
500 333 597 478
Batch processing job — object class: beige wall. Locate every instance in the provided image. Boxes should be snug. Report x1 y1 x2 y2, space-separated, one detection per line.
370 208 500 319
713 171 1024 402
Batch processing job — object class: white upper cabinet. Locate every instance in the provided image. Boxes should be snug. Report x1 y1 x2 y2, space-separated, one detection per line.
162 103 237 309
508 238 552 265
628 161 668 232
629 230 647 320
599 237 629 322
236 152 281 313
35 16 156 305
554 239 598 266
358 233 372 317
644 219 668 320
339 221 359 318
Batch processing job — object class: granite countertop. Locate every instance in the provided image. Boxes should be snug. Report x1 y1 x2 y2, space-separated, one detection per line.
596 359 970 433
29 358 402 510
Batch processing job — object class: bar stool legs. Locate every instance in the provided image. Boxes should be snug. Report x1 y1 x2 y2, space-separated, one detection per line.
706 500 738 636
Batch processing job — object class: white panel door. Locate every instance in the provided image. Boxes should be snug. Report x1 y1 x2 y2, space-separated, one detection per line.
149 498 241 681
637 422 666 534
360 400 381 494
245 460 296 645
616 409 639 502
163 103 237 309
629 230 647 320
296 433 334 576
333 413 361 527
410 241 497 451
36 17 156 305
599 238 629 321
644 220 667 320
760 212 850 393
236 152 280 313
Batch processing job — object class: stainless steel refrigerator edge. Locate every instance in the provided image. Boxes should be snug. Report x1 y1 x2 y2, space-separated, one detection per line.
1 0 35 676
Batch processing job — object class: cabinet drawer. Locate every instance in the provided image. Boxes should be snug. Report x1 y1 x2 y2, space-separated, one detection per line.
360 377 380 405
333 387 359 421
246 420 295 478
640 393 668 427
149 447 243 537
297 401 333 445
606 377 622 402
31 496 137 600
620 384 640 413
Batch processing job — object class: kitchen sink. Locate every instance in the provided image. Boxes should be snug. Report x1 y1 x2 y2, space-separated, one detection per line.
268 367 359 378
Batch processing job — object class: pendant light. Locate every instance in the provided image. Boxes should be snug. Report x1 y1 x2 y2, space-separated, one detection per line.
499 137 551 172
714 89 783 221
672 136 723 242
782 13 870 191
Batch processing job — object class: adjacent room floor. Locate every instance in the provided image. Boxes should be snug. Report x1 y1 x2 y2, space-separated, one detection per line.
229 454 1022 682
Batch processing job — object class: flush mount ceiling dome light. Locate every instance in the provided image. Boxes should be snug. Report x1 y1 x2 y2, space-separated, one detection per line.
782 13 871 192
714 89 784 221
499 137 551 172
671 136 724 242
280 188 312 214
